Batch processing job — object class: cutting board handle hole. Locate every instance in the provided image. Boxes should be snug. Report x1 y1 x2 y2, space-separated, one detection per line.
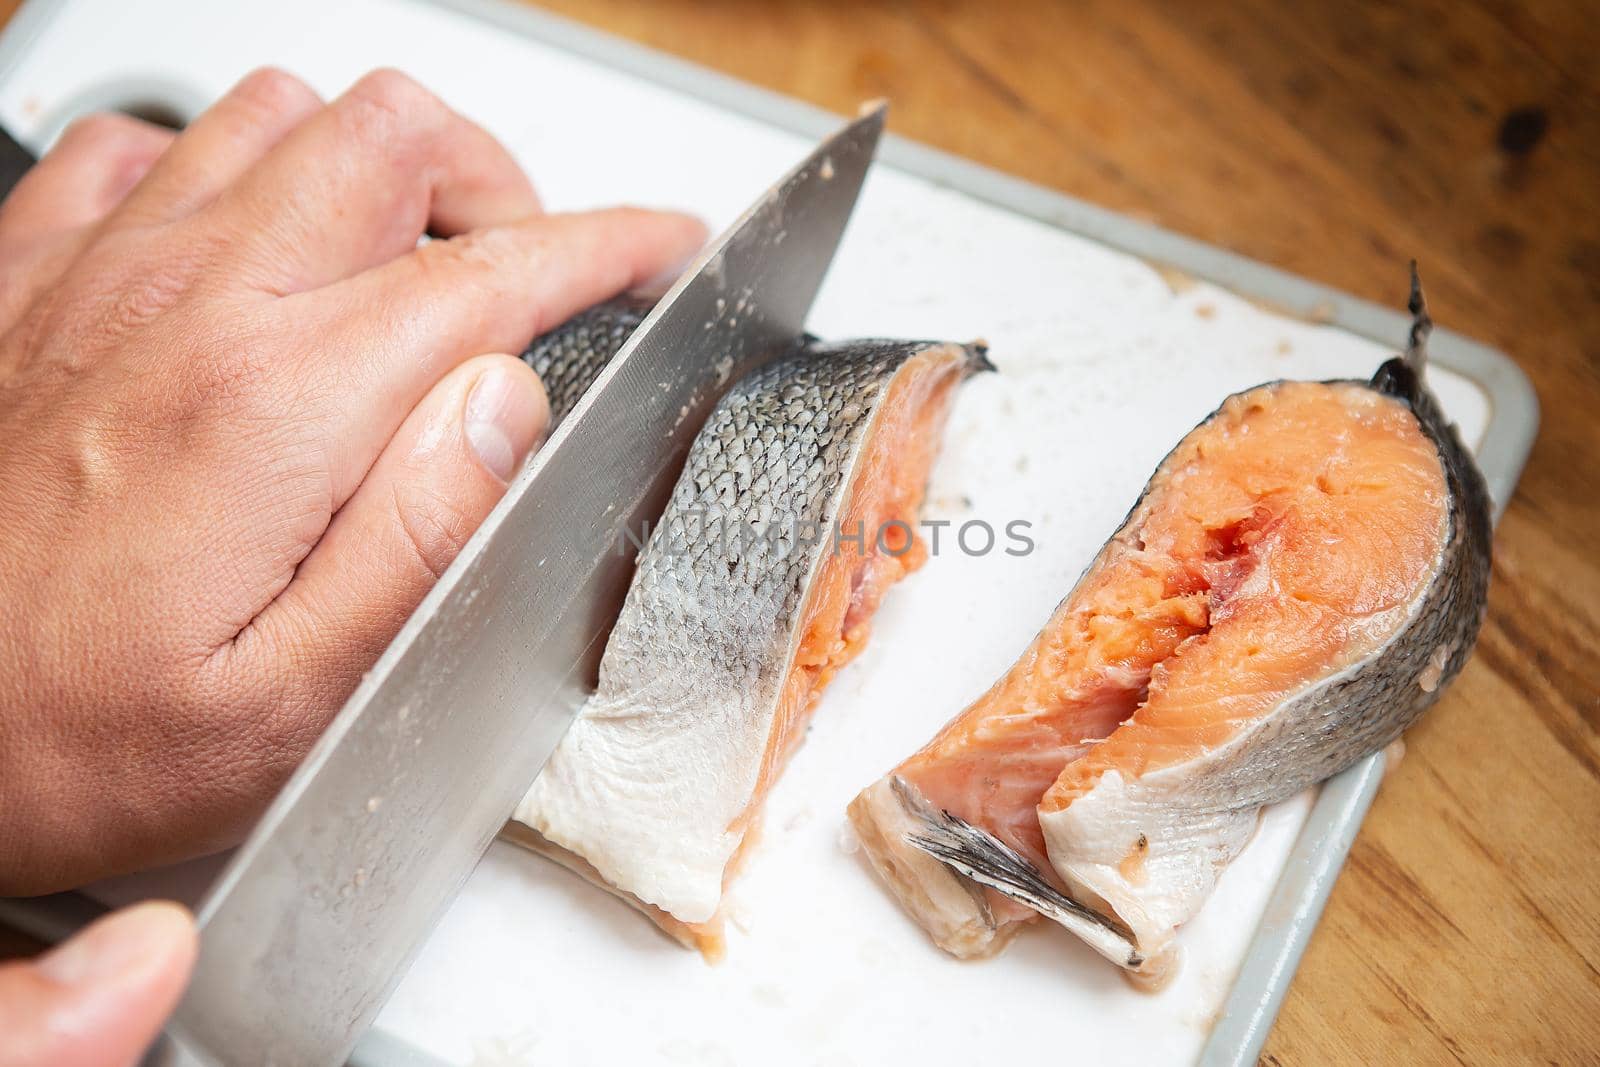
115 97 188 130
40 77 205 144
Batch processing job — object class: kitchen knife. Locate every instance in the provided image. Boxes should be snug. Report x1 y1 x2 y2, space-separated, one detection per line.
0 123 34 196
171 105 885 1065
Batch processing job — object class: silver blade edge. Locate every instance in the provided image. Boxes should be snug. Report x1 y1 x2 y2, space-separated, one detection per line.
172 104 886 1066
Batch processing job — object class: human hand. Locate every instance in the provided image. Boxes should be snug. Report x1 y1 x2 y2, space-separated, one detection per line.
0 68 706 893
0 902 196 1067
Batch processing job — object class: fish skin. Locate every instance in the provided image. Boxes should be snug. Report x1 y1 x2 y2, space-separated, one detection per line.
516 336 992 925
881 274 1493 976
1035 279 1493 963
519 295 654 425
1062 364 1488 819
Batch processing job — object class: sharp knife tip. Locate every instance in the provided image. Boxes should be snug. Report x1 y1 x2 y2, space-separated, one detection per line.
856 98 890 124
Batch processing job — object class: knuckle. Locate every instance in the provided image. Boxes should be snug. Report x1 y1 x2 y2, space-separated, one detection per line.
88 235 212 335
67 235 281 412
411 227 534 329
394 481 474 581
57 111 142 151
418 225 522 277
346 68 444 128
95 251 199 336
229 66 318 120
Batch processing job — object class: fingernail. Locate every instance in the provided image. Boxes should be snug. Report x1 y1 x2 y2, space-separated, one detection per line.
36 902 194 989
465 365 546 483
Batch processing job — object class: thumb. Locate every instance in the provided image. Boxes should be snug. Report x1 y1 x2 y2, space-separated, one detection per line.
242 353 549 709
0 901 197 1067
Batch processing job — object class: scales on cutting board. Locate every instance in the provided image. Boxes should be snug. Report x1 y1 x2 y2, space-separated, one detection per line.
0 1 1536 1064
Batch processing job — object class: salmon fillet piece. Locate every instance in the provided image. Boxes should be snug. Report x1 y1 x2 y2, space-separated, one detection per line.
853 325 1488 974
514 339 991 952
1034 381 1447 962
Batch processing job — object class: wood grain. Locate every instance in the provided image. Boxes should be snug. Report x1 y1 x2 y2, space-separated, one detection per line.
0 0 1594 1060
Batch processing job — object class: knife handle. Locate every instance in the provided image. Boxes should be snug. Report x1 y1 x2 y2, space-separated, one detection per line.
0 123 35 200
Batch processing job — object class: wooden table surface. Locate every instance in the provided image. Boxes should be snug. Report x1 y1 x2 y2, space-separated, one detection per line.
508 3 1600 1061
515 6 1600 1062
514 3 1599 1060
2 0 1595 1061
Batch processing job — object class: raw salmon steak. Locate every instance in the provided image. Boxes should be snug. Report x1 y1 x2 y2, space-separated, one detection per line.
512 332 991 954
850 274 1492 981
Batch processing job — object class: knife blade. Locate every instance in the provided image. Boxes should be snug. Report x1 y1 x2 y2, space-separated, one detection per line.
170 105 885 1066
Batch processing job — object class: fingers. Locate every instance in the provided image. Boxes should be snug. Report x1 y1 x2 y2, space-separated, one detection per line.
0 113 173 331
0 113 173 246
0 112 170 292
0 902 196 1067
238 355 548 700
0 69 318 331
111 67 323 229
296 205 704 506
199 69 542 295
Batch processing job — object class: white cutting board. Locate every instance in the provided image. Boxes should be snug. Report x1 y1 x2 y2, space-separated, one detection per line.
0 1 1490 1064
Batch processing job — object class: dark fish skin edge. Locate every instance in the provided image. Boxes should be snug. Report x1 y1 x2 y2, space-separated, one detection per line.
900 272 1494 948
1295 273 1495 792
520 295 655 426
1143 356 1492 808
1052 271 1492 812
528 284 1489 815
1217 271 1493 807
523 296 996 428
512 312 992 930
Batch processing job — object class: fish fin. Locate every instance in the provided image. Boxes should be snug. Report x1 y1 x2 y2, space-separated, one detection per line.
890 776 1149 971
1371 263 1436 405
966 340 998 375
1404 260 1432 374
